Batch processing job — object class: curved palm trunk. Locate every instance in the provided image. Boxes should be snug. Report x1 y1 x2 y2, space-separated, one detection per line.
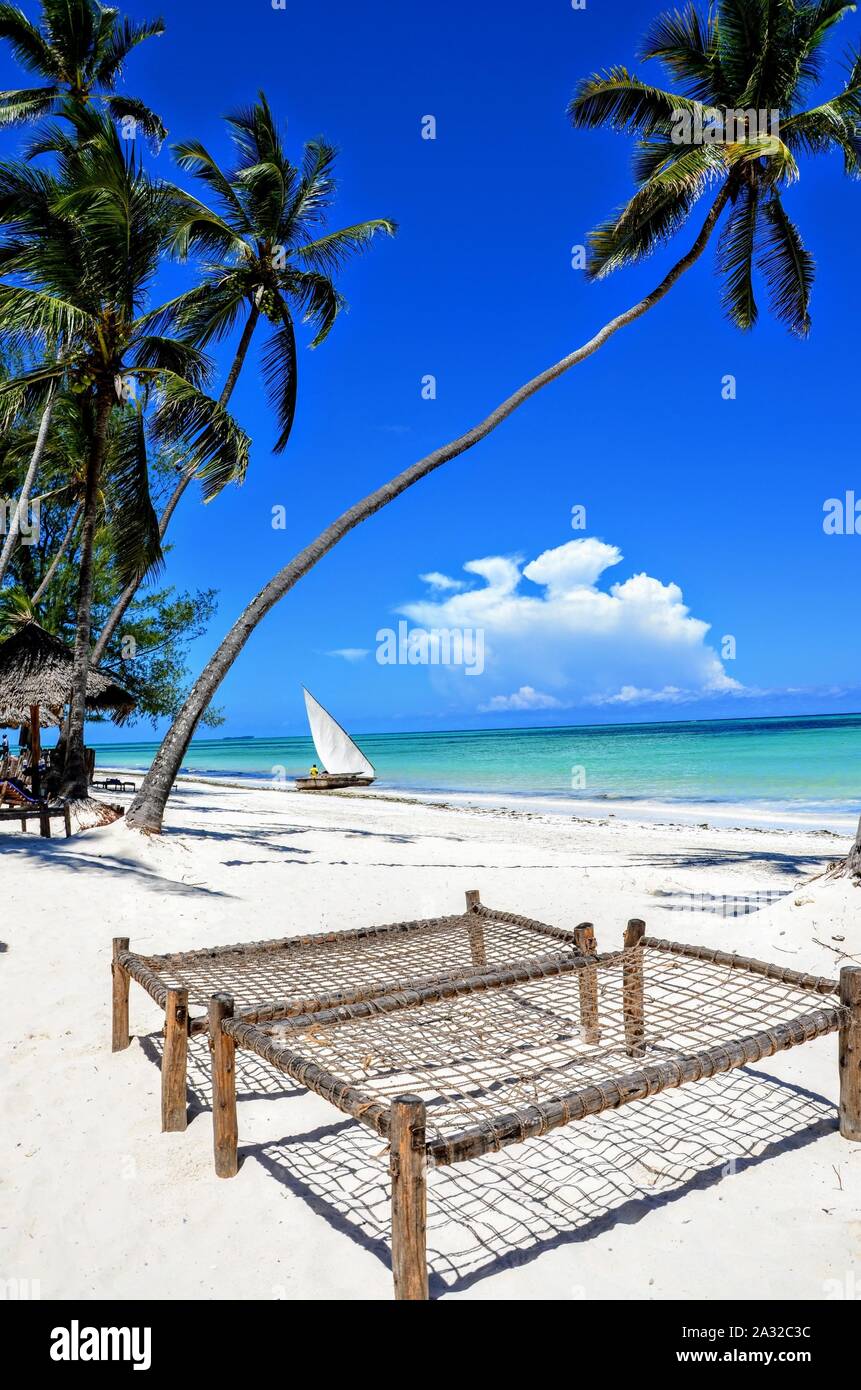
30 501 82 605
90 301 261 668
58 390 113 802
0 389 55 587
838 817 861 877
127 185 732 833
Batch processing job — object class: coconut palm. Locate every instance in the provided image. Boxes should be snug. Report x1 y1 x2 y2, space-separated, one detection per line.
0 108 249 799
122 0 861 833
90 93 396 667
0 1 165 595
0 0 165 140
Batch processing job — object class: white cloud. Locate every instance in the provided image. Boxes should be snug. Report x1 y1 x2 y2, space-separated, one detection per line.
479 686 568 712
326 648 370 662
399 537 741 710
418 571 467 592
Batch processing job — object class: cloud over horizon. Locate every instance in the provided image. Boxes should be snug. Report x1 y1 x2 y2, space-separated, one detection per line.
399 537 741 711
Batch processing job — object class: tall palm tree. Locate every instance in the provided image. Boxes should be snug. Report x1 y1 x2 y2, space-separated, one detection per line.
0 108 249 799
126 0 861 834
91 93 395 667
0 0 165 140
0 0 166 596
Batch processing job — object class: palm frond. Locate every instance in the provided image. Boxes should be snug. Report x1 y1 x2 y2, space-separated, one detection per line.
93 15 166 88
105 404 163 585
717 179 760 328
640 4 724 103
283 268 344 345
172 140 251 232
130 335 212 391
569 66 700 135
295 218 397 275
757 190 814 335
260 307 297 453
0 84 59 125
587 144 726 277
0 4 60 77
150 374 251 501
101 94 166 147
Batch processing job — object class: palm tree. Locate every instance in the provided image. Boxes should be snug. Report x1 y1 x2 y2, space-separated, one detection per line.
0 109 249 799
0 0 165 140
125 0 861 834
0 0 165 594
90 93 395 667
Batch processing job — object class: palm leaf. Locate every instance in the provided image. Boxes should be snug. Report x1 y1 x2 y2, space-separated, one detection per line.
569 66 701 136
757 191 814 335
717 180 760 328
149 373 251 501
0 84 59 125
261 307 297 453
93 15 166 88
105 405 163 585
640 4 725 103
0 4 60 77
295 218 397 276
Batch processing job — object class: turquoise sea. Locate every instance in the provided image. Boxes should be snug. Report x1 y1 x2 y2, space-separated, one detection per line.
93 713 861 828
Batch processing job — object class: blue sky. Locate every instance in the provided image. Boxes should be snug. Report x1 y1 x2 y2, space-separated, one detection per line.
3 0 860 740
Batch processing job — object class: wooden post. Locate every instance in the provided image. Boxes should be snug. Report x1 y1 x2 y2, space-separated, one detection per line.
161 986 188 1133
29 705 41 801
390 1095 428 1300
573 923 600 1044
63 804 71 837
209 994 238 1177
623 918 646 1059
464 889 486 966
111 937 131 1052
38 810 50 838
839 967 861 1141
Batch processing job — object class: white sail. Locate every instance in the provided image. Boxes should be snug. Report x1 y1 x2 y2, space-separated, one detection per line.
303 688 375 777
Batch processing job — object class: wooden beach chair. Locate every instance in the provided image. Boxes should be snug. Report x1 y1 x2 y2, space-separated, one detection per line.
0 776 72 837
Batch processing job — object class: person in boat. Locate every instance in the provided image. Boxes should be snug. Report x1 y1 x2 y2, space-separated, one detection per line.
310 763 319 778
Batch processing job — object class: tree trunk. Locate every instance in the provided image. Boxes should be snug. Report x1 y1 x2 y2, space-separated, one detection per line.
837 816 861 878
90 301 261 668
58 390 113 802
0 389 55 587
30 501 83 606
126 185 732 833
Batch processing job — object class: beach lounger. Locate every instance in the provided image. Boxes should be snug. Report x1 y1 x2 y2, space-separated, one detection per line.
111 892 585 1132
91 777 136 793
202 919 858 1300
0 779 72 837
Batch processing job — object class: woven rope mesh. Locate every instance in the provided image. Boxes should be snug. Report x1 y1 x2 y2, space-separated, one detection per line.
156 1030 834 1294
124 911 575 1017
239 947 840 1154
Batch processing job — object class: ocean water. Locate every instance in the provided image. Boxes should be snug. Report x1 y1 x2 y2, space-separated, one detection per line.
93 714 861 828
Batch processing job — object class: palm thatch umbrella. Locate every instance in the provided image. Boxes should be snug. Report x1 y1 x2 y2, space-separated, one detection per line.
0 621 135 796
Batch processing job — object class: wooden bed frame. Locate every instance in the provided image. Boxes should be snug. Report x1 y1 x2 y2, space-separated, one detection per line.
111 894 586 1131
199 906 860 1300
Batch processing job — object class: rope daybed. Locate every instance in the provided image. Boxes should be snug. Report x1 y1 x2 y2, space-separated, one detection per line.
111 894 586 1131
200 898 861 1300
111 891 861 1298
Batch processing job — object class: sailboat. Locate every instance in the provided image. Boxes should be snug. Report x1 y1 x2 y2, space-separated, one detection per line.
295 687 376 791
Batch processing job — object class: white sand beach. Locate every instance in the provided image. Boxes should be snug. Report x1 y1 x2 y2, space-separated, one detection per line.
2 780 859 1301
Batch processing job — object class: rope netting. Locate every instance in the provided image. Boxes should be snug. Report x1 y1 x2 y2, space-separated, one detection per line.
119 908 579 1020
226 946 842 1162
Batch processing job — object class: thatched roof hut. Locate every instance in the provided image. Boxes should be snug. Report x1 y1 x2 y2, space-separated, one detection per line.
0 621 136 728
